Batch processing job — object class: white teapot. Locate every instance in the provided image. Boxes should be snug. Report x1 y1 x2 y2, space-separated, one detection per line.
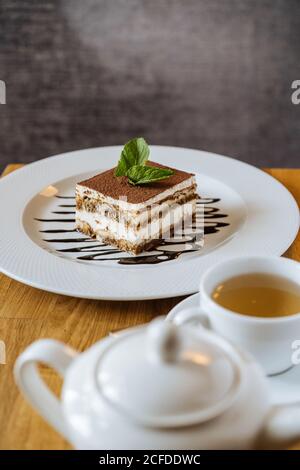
14 318 300 449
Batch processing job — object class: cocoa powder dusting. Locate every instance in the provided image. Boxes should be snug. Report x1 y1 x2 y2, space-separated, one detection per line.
78 161 194 203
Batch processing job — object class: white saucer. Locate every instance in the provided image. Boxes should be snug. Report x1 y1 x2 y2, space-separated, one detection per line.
167 293 300 406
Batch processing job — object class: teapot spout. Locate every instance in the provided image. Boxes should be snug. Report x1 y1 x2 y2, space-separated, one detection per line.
258 404 300 449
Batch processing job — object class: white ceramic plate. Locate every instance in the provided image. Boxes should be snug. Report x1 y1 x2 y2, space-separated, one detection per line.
0 146 298 300
167 294 300 405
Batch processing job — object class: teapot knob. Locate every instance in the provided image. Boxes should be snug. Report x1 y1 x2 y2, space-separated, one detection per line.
148 317 181 363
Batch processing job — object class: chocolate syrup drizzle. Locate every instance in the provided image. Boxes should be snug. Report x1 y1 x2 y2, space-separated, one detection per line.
35 196 229 265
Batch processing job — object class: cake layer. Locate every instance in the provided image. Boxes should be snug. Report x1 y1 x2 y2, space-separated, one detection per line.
76 184 197 228
78 161 195 206
76 218 168 254
76 177 196 212
75 199 196 250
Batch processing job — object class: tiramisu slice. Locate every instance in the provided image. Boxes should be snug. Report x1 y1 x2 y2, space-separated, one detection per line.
75 139 198 254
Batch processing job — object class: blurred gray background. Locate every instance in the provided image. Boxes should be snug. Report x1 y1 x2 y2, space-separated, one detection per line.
0 0 300 172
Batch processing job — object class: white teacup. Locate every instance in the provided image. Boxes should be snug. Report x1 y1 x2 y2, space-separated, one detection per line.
172 256 300 375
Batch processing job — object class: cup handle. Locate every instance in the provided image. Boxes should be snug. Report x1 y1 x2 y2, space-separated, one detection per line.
171 306 210 329
14 339 77 440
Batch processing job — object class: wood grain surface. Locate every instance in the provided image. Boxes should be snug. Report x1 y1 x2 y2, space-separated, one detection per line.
0 164 299 450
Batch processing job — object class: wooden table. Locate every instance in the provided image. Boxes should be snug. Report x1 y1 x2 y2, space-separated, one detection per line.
0 164 299 450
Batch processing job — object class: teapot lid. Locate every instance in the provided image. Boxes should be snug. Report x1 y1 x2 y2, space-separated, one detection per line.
95 318 245 428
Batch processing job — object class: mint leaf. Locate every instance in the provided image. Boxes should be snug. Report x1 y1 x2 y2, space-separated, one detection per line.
114 137 174 185
127 165 174 185
115 137 150 176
